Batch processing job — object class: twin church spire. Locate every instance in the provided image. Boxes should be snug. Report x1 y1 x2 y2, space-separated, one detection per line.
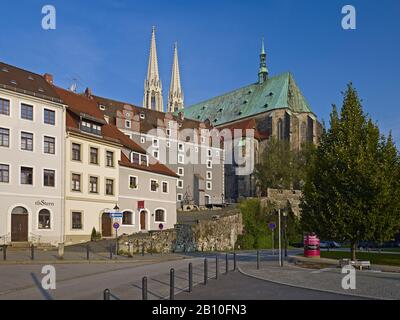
143 27 184 113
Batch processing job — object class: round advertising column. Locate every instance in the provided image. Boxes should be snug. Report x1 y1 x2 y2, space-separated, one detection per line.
304 233 320 258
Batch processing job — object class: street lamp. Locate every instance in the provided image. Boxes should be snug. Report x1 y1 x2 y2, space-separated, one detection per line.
283 210 288 258
113 204 120 212
113 204 120 256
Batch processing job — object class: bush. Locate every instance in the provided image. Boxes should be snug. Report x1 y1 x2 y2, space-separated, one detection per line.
91 227 101 241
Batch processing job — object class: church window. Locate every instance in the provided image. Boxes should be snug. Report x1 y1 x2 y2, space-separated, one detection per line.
277 119 284 141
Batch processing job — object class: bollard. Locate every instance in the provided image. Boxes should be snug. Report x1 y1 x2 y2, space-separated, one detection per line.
142 277 148 300
103 289 111 300
31 244 35 261
142 242 145 256
170 268 175 300
109 245 113 260
188 263 193 293
2 245 6 261
150 241 153 256
257 250 260 270
86 245 90 260
225 253 229 274
204 259 208 285
234 252 237 271
216 255 219 279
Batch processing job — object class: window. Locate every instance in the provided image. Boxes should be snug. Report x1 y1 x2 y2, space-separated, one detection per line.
106 151 114 167
201 136 206 144
44 136 55 154
207 160 212 169
206 181 212 190
90 147 99 164
38 209 51 229
21 167 33 185
44 109 55 125
162 181 168 193
43 169 55 187
141 155 148 166
178 143 184 152
208 149 212 157
0 164 9 183
178 154 184 164
106 179 114 195
177 167 184 176
177 194 183 201
207 171 212 180
122 211 133 225
99 105 106 111
166 141 171 148
166 129 171 136
216 150 220 157
21 103 33 120
150 179 158 192
72 212 83 229
72 174 81 191
0 98 10 115
140 113 145 119
195 146 199 153
89 176 98 193
155 209 166 223
140 136 145 144
129 176 138 189
153 150 159 159
131 152 139 164
125 120 131 128
72 143 81 161
81 120 101 136
153 138 159 148
177 179 184 189
21 132 33 151
0 128 9 147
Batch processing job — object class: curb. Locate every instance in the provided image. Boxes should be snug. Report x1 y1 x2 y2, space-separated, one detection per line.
238 266 388 301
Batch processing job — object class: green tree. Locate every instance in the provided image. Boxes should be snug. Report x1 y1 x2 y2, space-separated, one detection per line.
301 84 400 260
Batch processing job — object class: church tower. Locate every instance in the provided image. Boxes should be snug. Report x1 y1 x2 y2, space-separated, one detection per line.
258 38 269 84
143 26 164 112
167 43 184 113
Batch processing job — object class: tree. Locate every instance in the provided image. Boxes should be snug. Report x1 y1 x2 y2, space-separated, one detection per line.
255 137 314 193
301 83 400 260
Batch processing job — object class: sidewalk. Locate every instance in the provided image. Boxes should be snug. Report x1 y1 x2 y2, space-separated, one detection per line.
239 260 400 300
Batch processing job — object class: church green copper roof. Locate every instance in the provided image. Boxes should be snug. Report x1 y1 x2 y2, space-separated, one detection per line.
181 72 313 126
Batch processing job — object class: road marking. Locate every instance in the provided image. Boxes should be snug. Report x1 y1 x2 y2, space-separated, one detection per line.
311 268 336 274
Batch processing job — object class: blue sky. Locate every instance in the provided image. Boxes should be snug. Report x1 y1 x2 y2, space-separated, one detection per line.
1 0 400 143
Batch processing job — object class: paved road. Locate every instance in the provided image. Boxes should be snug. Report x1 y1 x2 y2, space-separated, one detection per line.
176 271 365 300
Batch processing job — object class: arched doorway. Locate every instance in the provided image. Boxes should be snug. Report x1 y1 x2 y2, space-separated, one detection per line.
102 212 112 237
140 210 147 231
11 206 28 242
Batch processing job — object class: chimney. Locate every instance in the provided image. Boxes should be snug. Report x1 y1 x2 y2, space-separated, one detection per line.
178 111 185 121
44 73 53 85
84 87 93 99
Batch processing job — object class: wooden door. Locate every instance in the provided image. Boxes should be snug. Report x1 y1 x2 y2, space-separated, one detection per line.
11 214 28 242
102 213 112 237
140 211 146 230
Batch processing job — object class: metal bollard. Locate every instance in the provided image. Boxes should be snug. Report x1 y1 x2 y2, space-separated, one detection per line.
225 253 229 274
86 245 90 260
234 252 237 271
150 241 153 256
109 245 113 260
257 250 260 270
142 277 148 300
188 263 193 293
170 268 175 300
216 255 219 279
31 244 35 260
103 289 111 300
2 245 6 261
204 258 208 285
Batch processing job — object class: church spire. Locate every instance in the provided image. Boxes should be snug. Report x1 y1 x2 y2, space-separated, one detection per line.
258 38 268 84
168 42 184 113
143 26 164 112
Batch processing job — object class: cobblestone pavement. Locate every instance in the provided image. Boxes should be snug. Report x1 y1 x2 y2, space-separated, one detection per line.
239 260 400 300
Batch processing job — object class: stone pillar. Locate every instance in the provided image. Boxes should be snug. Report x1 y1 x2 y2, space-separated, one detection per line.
58 243 65 259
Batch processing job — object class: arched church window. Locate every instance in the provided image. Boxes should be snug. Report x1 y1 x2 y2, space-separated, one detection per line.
277 119 284 140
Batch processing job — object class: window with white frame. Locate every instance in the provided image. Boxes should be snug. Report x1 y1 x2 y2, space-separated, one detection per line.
0 98 10 116
38 209 51 229
177 179 184 189
21 103 33 121
208 149 212 157
140 113 145 119
162 181 169 193
122 211 133 225
140 136 146 144
125 120 131 128
177 167 184 176
216 150 220 157
166 129 171 136
0 164 9 183
178 143 184 152
207 171 212 180
155 209 166 223
153 149 159 159
166 141 171 148
129 176 138 189
150 179 158 192
178 154 184 164
177 194 183 201
195 146 199 153
206 181 212 190
207 160 212 169
153 138 159 148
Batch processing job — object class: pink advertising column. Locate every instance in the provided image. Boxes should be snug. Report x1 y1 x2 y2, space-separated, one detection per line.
304 233 321 258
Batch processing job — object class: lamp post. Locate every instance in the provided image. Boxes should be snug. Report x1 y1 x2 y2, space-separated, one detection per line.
113 204 120 256
283 210 288 259
278 209 282 267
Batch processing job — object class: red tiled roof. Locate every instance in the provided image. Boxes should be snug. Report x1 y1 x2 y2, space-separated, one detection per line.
218 118 267 140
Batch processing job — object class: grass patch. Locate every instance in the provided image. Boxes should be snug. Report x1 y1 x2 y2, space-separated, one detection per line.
320 251 400 267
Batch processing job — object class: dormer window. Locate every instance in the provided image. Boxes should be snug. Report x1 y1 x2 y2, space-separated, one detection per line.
81 120 102 136
140 113 145 120
130 152 149 167
10 80 17 85
125 120 131 128
99 105 106 111
1 67 9 73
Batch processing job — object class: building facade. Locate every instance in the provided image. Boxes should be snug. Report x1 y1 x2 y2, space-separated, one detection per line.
0 63 66 246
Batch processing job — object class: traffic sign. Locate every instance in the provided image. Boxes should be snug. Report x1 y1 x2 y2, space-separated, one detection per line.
268 222 276 230
113 222 120 230
109 213 123 219
159 223 164 230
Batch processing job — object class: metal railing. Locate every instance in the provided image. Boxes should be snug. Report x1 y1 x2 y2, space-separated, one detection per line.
29 233 42 244
0 233 10 246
